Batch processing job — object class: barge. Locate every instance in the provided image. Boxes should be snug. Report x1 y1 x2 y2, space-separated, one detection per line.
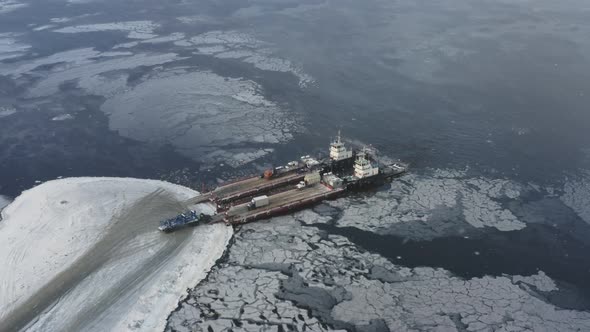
159 132 407 232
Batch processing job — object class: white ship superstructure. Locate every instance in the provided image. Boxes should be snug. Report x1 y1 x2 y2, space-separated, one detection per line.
353 148 379 179
329 131 353 161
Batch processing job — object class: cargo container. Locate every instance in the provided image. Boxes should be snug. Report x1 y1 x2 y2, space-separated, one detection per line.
304 171 321 185
250 195 269 208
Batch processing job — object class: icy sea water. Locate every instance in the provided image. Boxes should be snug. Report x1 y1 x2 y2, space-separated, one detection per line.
1 0 590 331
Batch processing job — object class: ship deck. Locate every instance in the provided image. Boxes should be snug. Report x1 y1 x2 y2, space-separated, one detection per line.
227 183 344 224
212 176 262 197
212 172 306 202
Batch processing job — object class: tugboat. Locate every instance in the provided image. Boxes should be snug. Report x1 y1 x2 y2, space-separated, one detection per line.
325 130 355 172
158 210 212 233
342 147 406 190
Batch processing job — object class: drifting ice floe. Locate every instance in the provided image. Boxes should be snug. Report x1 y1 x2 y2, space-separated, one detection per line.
0 177 233 332
5 47 101 77
167 215 590 332
51 113 74 121
141 32 185 44
0 0 27 14
512 271 558 292
53 21 160 40
0 33 30 61
100 70 300 164
322 169 526 236
32 24 56 31
184 30 314 88
562 170 590 225
0 106 16 118
11 49 182 98
202 148 275 168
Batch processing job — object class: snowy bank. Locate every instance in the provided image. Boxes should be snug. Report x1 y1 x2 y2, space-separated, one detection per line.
0 177 233 332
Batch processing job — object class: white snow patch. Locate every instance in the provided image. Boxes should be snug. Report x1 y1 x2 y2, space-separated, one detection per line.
53 21 160 40
0 177 233 331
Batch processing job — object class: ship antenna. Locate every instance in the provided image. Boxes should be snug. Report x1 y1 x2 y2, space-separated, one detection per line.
337 130 341 144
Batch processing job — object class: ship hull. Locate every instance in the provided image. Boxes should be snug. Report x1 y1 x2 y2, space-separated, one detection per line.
345 167 406 191
346 175 388 190
322 155 355 174
230 187 346 225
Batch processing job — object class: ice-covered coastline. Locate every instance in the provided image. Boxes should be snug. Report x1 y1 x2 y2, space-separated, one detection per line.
0 177 233 332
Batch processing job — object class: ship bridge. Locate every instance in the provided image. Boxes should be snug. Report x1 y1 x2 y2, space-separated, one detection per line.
353 149 379 179
329 131 353 161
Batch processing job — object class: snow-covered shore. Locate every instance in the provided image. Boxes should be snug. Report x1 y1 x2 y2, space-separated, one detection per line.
0 177 233 332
